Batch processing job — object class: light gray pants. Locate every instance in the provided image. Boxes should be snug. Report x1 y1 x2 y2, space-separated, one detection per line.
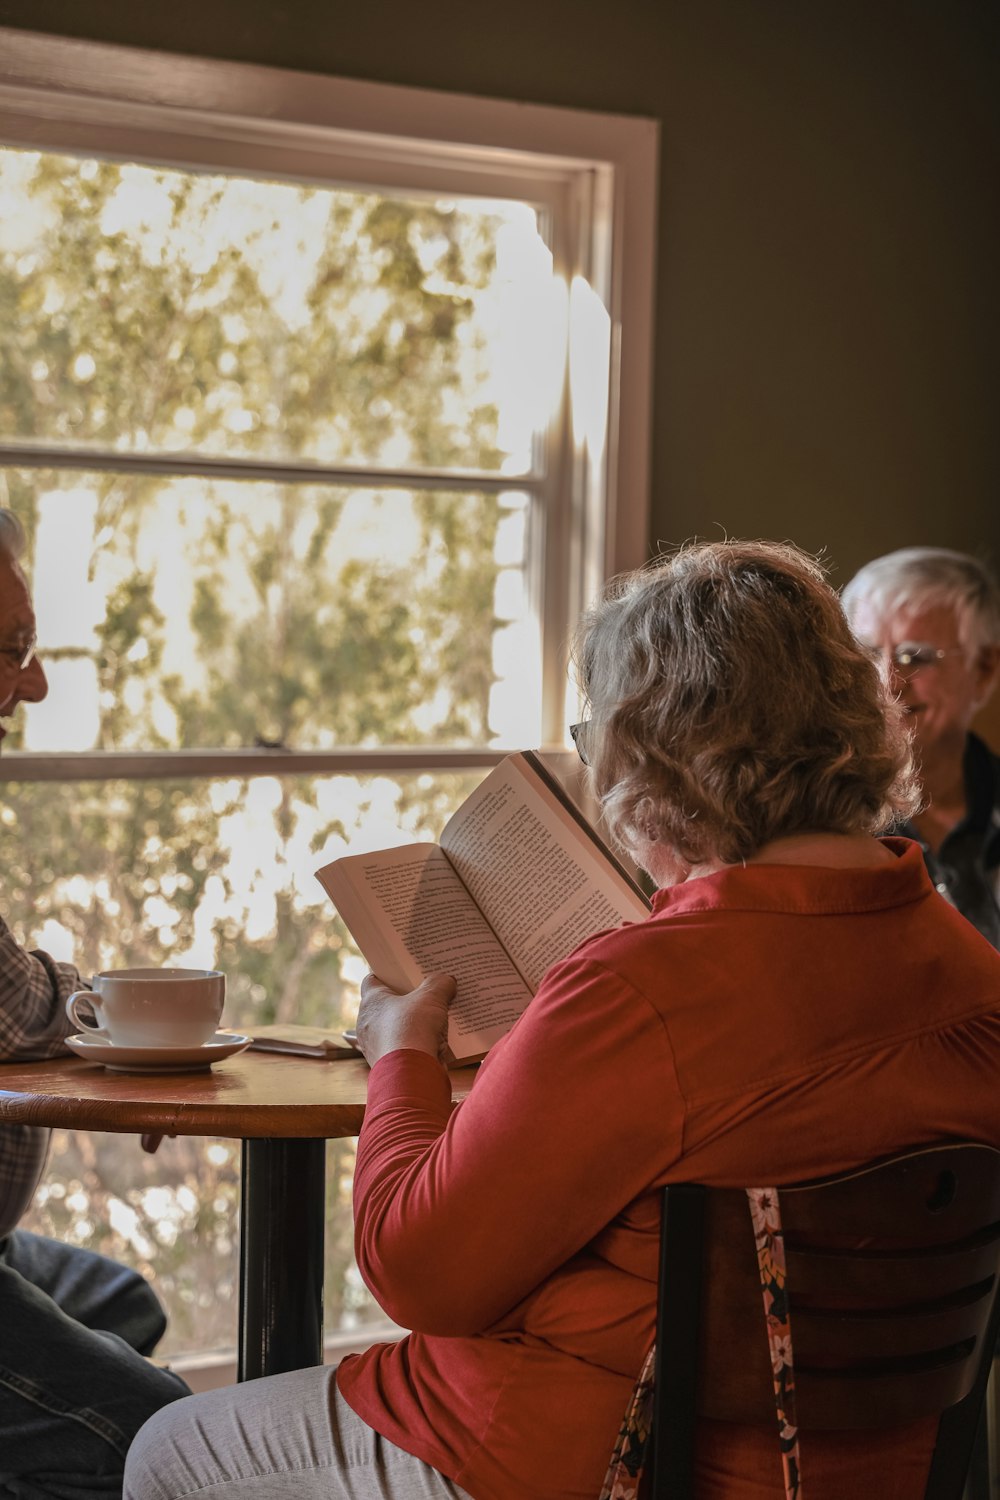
123 1365 474 1500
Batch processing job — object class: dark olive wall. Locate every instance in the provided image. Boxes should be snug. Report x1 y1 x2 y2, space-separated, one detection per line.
2 0 998 587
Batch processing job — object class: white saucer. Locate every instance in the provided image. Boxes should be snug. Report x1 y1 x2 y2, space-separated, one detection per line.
65 1030 253 1072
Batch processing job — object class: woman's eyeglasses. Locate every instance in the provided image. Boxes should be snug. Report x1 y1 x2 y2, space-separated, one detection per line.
569 720 591 766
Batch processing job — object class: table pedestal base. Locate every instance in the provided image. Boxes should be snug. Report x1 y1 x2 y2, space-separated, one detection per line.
239 1138 326 1380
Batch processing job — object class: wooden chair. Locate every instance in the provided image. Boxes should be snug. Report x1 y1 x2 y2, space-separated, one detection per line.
647 1143 1000 1499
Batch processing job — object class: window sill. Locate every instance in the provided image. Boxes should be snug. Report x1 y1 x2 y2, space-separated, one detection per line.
171 1321 404 1394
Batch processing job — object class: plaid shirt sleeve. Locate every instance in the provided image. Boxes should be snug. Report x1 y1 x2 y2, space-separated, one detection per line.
0 915 87 1238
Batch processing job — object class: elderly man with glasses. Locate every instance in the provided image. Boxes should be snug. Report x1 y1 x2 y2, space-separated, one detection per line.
0 508 187 1499
842 546 1000 948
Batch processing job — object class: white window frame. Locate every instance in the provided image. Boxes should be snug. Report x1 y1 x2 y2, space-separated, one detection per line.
0 25 658 782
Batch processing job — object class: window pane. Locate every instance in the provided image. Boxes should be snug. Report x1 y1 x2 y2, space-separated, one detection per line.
2 470 537 751
0 146 562 474
22 1130 380 1358
2 770 485 1004
10 767 486 1357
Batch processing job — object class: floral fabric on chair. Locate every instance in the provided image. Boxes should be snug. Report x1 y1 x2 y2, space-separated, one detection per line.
599 1187 801 1500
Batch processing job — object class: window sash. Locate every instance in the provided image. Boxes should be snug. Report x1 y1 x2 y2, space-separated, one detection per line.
0 446 547 493
0 25 657 754
0 746 518 782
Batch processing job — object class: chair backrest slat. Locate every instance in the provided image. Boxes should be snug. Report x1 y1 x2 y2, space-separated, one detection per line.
792 1300 990 1365
787 1238 1000 1301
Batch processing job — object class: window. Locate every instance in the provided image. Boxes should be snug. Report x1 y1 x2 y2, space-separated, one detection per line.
0 28 657 1363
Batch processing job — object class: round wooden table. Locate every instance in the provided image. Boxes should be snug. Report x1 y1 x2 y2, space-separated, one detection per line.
0 1049 476 1379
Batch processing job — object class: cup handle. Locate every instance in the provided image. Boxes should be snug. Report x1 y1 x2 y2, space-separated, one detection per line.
65 990 107 1036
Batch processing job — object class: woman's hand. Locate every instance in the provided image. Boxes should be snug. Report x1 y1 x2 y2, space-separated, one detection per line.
356 971 456 1067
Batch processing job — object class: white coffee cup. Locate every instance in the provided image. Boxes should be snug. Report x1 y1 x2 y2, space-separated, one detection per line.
65 968 226 1048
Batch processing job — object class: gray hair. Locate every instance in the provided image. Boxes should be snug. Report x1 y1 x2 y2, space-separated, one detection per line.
0 507 26 562
841 547 1000 660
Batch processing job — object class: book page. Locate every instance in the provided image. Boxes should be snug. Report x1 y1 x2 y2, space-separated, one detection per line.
317 843 531 1061
440 756 649 992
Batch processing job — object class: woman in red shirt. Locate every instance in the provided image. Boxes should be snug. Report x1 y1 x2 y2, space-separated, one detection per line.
126 541 1000 1500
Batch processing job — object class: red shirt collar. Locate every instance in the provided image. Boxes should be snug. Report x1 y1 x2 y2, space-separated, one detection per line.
649 837 931 918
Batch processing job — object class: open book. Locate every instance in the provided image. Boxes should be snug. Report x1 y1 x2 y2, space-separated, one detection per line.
315 751 651 1065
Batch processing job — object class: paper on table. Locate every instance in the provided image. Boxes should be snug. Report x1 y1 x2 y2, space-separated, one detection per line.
248 1024 361 1059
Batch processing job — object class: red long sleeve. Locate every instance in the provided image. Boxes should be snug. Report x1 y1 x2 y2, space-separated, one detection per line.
338 841 1000 1500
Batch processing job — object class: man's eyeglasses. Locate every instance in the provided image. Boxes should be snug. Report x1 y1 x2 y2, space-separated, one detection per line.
569 720 591 766
875 643 966 679
0 634 37 673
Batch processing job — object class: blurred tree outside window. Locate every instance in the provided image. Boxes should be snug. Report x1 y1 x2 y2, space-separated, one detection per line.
0 47 646 1360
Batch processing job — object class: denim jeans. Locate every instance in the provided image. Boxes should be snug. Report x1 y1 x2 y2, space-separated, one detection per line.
125 1368 473 1500
0 1230 189 1500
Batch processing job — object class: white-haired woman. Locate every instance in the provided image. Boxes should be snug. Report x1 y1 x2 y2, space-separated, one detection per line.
126 541 1000 1500
842 547 1000 946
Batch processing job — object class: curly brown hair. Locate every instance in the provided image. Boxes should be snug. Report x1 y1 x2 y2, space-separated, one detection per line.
574 539 920 865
